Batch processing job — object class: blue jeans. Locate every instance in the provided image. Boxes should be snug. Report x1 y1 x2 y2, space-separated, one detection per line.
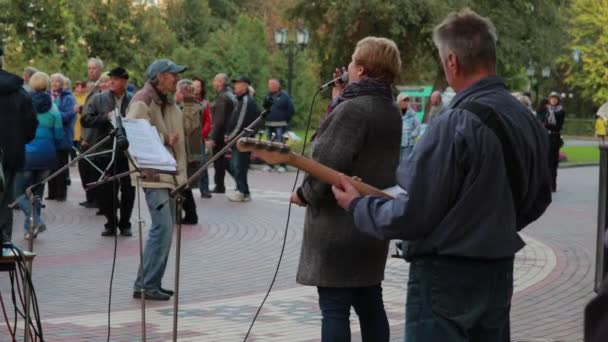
15 170 50 232
229 147 250 195
134 188 175 292
198 142 210 193
405 256 513 342
317 285 389 342
0 167 16 243
266 126 287 168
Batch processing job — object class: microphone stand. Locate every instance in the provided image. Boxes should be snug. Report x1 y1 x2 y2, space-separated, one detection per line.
8 128 120 342
163 108 270 342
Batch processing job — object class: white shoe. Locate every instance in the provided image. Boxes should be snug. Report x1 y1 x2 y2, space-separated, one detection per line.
277 166 286 173
262 165 273 172
227 192 251 202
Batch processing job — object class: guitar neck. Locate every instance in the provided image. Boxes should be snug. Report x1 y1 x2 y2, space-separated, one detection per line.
288 153 393 199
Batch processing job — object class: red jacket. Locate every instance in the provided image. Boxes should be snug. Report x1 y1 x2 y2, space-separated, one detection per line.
200 100 212 140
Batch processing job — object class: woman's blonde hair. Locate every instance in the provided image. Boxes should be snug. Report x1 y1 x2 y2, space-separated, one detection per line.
29 71 50 92
353 37 402 84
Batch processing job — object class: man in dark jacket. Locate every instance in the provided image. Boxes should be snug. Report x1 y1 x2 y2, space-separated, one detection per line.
262 78 294 173
81 67 134 237
207 73 235 194
0 47 38 243
226 76 260 202
333 9 552 342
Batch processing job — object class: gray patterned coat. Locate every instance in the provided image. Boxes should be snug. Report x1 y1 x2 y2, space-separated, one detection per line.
296 94 401 287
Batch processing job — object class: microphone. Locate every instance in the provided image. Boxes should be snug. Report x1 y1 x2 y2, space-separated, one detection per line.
114 111 129 152
319 73 349 90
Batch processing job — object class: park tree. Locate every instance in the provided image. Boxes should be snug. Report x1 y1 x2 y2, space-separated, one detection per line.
562 0 608 106
290 0 567 90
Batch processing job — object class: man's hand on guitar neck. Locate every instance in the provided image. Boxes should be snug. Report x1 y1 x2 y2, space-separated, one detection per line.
332 174 362 211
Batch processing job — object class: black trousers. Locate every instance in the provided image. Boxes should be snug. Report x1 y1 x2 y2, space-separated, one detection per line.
181 189 198 220
97 156 135 230
548 133 562 191
78 149 98 203
47 150 69 200
213 144 228 191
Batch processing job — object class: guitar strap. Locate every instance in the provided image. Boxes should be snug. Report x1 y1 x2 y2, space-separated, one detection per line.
457 101 524 215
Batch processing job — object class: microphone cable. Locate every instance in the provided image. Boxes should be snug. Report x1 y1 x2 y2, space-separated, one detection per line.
242 87 323 341
106 118 121 342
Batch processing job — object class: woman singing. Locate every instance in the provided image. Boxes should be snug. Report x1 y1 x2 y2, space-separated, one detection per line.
291 37 402 342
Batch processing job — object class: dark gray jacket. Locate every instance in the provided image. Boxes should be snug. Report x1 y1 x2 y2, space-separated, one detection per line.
225 93 260 140
352 76 552 260
210 88 235 144
296 95 401 287
81 90 131 149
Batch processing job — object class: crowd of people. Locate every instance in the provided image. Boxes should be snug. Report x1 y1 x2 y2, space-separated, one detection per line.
0 48 295 300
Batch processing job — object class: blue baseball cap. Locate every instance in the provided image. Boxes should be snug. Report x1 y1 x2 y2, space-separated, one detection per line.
146 59 187 79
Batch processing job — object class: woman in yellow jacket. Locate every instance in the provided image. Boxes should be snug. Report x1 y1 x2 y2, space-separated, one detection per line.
595 115 606 145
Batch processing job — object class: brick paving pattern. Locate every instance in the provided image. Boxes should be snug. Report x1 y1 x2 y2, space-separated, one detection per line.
0 166 598 341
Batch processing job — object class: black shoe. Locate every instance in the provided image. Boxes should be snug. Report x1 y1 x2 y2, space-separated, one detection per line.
133 290 171 301
181 216 198 225
160 288 174 296
201 192 212 198
101 229 116 237
79 201 96 208
120 229 133 237
45 196 56 200
211 187 225 194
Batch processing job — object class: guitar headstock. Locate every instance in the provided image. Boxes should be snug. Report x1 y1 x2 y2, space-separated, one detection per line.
237 137 292 165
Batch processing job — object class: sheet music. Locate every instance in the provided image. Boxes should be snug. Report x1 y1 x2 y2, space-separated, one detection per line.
122 118 177 172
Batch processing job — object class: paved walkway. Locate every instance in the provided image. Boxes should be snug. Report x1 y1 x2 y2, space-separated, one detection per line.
0 166 599 341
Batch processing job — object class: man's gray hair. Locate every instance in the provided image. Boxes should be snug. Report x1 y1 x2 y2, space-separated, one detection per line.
88 57 104 70
176 79 194 92
24 67 38 79
215 73 229 84
432 8 498 75
50 73 65 87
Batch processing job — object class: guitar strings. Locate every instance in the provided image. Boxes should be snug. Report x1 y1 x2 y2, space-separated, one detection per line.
242 88 323 341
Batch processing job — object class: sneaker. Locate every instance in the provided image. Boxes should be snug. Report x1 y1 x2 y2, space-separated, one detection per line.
262 165 273 172
24 232 32 240
200 192 212 199
277 166 286 173
33 224 46 238
227 192 251 202
133 290 171 301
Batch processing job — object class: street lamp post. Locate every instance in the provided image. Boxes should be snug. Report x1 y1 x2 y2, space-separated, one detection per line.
274 28 310 96
526 64 551 106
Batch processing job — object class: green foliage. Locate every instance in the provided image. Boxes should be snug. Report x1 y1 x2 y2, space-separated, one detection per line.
562 118 595 137
291 0 567 90
563 0 608 106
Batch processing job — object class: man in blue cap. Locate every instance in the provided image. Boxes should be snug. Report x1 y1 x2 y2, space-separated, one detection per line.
127 58 191 300
0 46 37 244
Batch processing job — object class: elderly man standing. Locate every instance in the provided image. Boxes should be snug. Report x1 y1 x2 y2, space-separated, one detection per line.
207 73 235 194
78 57 105 209
333 9 552 342
427 90 444 123
225 76 260 202
22 66 38 92
0 47 37 243
128 59 189 301
81 67 134 237
262 78 294 173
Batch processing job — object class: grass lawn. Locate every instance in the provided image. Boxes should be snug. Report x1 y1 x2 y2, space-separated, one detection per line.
562 146 600 164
